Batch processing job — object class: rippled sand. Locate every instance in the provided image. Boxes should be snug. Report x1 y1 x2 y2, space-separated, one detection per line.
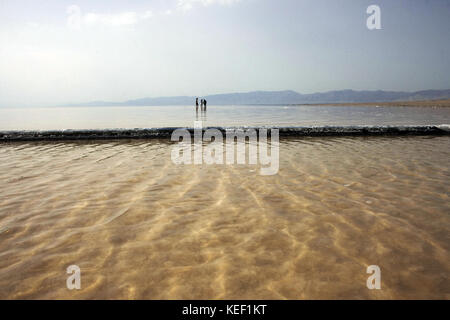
0 136 449 299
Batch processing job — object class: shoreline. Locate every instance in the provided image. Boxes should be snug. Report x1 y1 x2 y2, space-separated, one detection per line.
296 99 450 108
1 125 449 141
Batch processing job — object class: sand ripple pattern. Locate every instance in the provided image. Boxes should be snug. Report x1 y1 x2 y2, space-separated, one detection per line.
0 137 449 299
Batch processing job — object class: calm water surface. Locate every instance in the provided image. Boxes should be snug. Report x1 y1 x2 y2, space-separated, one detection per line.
0 105 449 130
0 136 449 299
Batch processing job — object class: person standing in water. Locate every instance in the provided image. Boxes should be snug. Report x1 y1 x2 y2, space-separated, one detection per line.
195 97 199 111
204 99 207 110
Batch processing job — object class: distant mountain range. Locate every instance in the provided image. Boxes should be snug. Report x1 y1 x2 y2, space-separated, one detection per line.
69 89 450 106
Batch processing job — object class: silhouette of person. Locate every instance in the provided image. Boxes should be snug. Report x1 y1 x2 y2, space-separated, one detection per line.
204 99 207 110
195 97 199 111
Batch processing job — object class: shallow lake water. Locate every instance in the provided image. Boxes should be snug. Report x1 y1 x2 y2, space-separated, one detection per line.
0 105 449 130
0 136 448 299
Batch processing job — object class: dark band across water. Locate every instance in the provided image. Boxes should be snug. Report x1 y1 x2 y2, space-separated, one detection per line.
0 125 449 141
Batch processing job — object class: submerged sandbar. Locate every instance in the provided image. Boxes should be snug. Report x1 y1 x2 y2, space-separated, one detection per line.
1 125 449 141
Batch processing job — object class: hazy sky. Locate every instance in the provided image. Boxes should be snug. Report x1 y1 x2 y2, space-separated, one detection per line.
0 0 449 107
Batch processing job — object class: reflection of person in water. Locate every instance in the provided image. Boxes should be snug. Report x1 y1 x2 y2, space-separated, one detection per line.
201 104 207 122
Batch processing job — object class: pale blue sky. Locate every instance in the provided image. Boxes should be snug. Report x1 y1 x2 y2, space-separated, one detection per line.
0 0 449 107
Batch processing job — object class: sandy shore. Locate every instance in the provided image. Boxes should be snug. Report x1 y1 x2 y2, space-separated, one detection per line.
299 99 450 108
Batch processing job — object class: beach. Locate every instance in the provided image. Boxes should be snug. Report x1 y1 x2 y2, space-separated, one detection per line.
0 135 448 299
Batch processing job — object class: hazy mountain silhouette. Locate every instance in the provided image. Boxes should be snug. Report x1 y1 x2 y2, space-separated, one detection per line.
69 89 450 106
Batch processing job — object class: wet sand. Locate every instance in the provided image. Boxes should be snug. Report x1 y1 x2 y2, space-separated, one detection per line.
1 125 449 141
0 136 449 299
0 124 450 142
